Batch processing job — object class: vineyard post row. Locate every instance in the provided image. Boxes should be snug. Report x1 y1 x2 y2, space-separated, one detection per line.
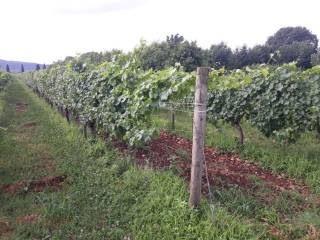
189 67 209 208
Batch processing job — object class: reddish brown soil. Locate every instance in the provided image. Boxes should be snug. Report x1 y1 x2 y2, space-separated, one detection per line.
0 221 13 237
270 226 286 240
305 225 320 240
15 102 28 112
2 175 67 195
114 131 310 197
19 121 38 128
16 214 39 225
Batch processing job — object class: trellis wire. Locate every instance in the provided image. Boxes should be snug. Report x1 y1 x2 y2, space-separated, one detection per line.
159 100 216 219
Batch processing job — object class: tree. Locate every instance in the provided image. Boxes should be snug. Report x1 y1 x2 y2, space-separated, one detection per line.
35 64 41 71
140 34 205 72
248 45 272 64
79 52 104 65
166 34 184 46
6 64 10 73
205 42 233 69
171 40 204 72
21 64 24 72
266 27 318 68
277 41 316 68
164 34 204 71
311 50 320 66
232 46 252 69
266 26 318 50
140 42 169 70
102 49 123 62
43 64 47 70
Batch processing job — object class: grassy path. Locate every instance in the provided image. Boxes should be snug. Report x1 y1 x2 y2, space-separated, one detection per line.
0 81 259 239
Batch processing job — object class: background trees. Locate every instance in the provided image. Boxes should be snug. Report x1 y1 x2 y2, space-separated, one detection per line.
140 34 204 72
138 27 319 71
27 26 316 73
266 27 318 49
204 42 233 69
266 27 318 68
311 50 320 66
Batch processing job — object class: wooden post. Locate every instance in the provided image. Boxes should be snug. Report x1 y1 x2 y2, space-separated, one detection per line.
189 67 209 208
83 123 87 139
65 108 70 123
88 120 96 137
171 110 175 130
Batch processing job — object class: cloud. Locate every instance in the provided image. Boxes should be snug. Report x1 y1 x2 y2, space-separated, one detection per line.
56 0 148 14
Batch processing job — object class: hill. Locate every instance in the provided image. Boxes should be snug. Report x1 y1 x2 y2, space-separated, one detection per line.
0 59 43 72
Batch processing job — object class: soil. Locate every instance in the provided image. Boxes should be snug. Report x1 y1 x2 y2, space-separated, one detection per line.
19 121 38 129
16 214 39 225
0 221 13 237
114 131 310 199
2 175 67 195
15 102 28 113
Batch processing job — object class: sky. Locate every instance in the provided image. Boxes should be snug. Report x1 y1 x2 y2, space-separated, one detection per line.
1 0 319 64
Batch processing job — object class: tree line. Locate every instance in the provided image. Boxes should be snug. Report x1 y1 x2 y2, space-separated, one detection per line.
3 63 46 73
139 26 319 71
59 26 320 73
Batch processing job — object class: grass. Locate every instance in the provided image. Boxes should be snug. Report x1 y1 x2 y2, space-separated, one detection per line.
0 81 263 239
152 110 320 193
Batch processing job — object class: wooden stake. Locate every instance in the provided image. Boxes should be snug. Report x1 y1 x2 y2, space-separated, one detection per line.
83 123 87 139
189 67 209 208
171 110 175 130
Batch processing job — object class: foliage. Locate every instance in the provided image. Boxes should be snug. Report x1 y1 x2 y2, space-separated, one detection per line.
27 40 320 146
277 41 317 68
0 71 12 91
207 64 320 144
248 45 273 65
204 42 234 69
138 27 319 71
28 53 194 146
311 50 320 66
207 67 268 144
140 34 204 72
266 27 318 68
266 26 318 49
249 64 311 142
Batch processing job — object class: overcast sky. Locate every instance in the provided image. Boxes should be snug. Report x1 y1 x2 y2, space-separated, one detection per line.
1 0 319 63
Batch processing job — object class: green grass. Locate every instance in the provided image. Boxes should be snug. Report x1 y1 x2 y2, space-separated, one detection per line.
0 81 264 239
152 110 320 193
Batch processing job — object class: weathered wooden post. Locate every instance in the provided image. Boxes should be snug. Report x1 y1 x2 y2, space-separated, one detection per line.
83 123 88 139
171 110 175 130
189 67 209 208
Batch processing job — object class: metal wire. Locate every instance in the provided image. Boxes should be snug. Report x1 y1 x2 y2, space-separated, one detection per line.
204 151 215 220
156 100 215 219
